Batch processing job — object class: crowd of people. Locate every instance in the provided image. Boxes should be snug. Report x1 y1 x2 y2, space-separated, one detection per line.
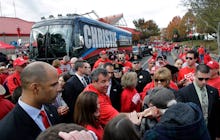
0 43 219 140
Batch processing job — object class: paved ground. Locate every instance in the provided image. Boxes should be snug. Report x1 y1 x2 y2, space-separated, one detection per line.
141 50 175 69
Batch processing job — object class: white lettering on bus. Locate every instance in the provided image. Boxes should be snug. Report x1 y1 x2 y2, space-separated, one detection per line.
83 25 117 48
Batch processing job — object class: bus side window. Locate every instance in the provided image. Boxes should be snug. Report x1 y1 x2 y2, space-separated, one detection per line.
79 35 84 46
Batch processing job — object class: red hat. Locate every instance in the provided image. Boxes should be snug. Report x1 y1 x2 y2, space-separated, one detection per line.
13 57 27 66
100 50 107 55
207 61 219 69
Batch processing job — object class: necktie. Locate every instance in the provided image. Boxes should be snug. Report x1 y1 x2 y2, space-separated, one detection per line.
82 77 87 87
40 110 50 129
200 88 208 124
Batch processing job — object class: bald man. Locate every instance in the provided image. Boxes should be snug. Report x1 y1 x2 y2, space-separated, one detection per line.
0 61 60 140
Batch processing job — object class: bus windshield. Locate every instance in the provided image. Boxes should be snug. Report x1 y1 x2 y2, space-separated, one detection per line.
30 24 73 60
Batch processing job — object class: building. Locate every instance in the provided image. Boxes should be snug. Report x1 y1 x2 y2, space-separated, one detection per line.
0 17 35 45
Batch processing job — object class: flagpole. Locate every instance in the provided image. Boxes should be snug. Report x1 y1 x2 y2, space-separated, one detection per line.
0 0 2 16
13 0 16 17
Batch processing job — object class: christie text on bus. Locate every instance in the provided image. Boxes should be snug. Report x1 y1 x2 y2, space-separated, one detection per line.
29 14 132 64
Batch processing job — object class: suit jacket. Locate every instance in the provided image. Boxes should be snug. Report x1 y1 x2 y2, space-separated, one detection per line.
62 75 85 122
176 83 220 140
110 78 122 111
0 104 59 140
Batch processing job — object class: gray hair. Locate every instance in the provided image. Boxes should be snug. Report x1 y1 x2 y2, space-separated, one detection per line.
91 68 108 82
145 87 176 109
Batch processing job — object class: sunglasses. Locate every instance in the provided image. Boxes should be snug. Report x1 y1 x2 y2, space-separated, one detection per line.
197 77 209 81
133 62 140 64
154 79 166 82
186 57 193 60
114 69 121 73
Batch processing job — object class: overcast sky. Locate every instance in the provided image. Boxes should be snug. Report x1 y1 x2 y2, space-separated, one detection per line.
0 0 187 28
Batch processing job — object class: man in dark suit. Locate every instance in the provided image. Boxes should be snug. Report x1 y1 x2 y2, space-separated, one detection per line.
176 64 220 140
62 60 88 122
0 61 60 140
104 63 122 111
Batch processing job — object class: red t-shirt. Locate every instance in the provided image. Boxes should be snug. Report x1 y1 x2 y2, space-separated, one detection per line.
198 47 205 55
177 67 195 82
85 124 103 140
7 71 21 95
120 88 141 112
207 76 220 96
204 54 212 64
84 84 119 126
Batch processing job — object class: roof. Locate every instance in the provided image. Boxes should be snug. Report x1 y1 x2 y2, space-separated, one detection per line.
98 13 123 25
0 17 35 35
118 26 141 35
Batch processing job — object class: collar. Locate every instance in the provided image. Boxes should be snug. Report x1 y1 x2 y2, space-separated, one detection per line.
18 98 44 121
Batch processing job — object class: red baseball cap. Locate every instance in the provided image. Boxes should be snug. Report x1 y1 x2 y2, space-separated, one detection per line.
100 50 107 55
13 57 27 66
207 61 219 69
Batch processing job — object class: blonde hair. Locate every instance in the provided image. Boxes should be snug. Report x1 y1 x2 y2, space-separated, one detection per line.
154 67 171 81
52 59 61 68
121 72 137 88
153 67 171 87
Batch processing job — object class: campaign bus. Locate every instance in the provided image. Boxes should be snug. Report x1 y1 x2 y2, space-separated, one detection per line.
29 14 132 64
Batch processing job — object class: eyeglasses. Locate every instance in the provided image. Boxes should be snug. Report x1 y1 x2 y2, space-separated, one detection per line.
133 62 140 64
197 77 209 81
108 72 114 74
149 63 155 65
186 57 193 60
154 79 166 82
84 66 91 69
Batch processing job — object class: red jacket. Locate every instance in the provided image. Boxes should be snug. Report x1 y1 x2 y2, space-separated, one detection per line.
0 96 14 119
85 124 103 140
121 88 141 112
84 84 119 126
93 58 111 70
141 81 178 100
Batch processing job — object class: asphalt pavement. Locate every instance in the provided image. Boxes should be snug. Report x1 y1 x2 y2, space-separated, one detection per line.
141 50 176 69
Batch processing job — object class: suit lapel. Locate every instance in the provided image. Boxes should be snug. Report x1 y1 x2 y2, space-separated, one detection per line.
16 104 42 133
44 104 59 125
190 84 202 108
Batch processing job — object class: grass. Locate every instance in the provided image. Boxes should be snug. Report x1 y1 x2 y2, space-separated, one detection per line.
179 40 219 54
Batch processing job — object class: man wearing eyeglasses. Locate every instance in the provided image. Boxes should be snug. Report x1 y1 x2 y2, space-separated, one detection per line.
177 50 199 87
176 64 220 140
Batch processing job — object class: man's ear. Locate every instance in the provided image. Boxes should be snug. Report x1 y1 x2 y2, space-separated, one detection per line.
30 83 39 95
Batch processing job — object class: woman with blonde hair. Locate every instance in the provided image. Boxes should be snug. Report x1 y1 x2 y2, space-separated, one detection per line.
120 72 141 112
141 67 178 100
52 59 62 75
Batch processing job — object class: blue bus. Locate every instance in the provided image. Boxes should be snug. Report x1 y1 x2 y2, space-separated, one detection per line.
29 14 132 64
